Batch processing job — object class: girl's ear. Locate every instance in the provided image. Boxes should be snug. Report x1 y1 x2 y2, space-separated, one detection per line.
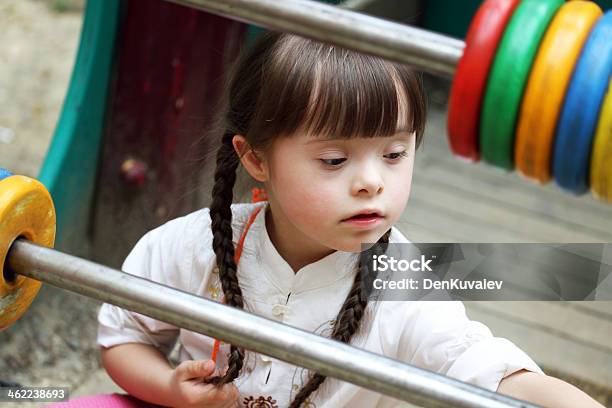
232 134 269 183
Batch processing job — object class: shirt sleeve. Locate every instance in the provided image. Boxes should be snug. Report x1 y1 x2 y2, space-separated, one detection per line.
96 216 195 357
396 301 544 392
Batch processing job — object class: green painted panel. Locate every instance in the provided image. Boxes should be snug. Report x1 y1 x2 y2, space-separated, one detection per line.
38 0 121 254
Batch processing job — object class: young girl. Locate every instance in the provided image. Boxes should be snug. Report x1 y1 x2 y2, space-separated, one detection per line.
97 31 604 408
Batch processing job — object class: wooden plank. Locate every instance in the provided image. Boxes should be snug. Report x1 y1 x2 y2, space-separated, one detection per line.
412 160 612 240
409 177 605 242
415 111 612 219
400 195 533 242
464 302 612 390
567 302 612 320
465 302 612 353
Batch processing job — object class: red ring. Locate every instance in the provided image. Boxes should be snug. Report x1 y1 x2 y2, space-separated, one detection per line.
447 0 521 162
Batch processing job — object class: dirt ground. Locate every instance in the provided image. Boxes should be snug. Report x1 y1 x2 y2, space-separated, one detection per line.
0 0 98 402
0 0 83 177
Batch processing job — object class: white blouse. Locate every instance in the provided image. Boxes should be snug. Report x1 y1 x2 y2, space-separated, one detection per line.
97 201 544 408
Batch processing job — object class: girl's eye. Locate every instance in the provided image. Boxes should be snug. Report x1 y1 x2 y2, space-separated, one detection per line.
320 151 408 167
320 158 346 166
385 151 409 161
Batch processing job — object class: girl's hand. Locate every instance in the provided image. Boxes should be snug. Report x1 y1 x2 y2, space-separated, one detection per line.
168 359 240 408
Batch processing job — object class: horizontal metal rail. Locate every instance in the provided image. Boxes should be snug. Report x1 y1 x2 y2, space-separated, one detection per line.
6 239 540 408
164 0 464 77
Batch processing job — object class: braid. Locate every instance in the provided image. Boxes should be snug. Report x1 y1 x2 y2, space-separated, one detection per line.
289 229 392 407
203 131 246 386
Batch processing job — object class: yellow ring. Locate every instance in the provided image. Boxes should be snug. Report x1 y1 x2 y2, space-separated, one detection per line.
0 175 56 331
514 1 602 183
590 78 612 202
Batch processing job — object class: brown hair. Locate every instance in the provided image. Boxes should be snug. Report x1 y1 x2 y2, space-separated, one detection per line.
201 30 426 407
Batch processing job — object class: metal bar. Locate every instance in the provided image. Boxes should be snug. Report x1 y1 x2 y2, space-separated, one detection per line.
338 0 378 10
163 0 464 77
6 239 539 408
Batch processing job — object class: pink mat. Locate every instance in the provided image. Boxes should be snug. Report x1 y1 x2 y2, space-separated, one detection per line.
43 393 166 408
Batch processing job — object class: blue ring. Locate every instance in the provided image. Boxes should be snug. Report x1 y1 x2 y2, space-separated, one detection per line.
0 168 14 182
552 11 612 194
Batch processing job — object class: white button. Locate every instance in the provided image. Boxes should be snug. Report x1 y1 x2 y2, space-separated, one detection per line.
271 304 286 316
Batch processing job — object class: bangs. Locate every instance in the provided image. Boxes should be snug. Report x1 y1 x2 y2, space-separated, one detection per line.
253 34 423 143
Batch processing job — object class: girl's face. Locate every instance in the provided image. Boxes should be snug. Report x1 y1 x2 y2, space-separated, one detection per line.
262 130 415 254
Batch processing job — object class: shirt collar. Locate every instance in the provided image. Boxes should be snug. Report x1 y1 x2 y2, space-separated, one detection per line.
243 201 360 294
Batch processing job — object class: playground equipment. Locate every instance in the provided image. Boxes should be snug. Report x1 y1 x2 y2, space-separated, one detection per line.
36 0 611 261
451 0 611 199
0 169 538 408
2 0 611 405
163 0 612 202
39 0 250 258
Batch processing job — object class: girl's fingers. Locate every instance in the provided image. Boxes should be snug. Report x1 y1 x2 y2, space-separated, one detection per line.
197 382 239 405
218 398 239 408
219 388 241 408
211 364 228 377
220 384 240 406
177 360 216 381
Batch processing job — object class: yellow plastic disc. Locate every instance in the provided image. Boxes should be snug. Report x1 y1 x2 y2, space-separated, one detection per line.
590 78 612 202
0 175 56 331
514 1 602 183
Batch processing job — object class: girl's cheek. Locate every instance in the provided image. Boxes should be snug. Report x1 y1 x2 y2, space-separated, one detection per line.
389 176 413 217
377 162 412 207
285 185 336 223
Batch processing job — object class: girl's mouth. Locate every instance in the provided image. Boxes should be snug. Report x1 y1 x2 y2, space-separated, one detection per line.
349 213 379 219
341 213 384 228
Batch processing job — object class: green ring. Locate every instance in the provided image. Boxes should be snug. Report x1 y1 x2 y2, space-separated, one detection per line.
479 0 564 170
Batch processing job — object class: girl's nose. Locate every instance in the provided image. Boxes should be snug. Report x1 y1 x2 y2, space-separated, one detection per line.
351 165 384 196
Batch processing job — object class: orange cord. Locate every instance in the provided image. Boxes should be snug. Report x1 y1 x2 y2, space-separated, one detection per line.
210 187 267 364
251 187 268 203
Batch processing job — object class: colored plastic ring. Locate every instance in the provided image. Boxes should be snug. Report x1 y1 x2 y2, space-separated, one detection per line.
480 0 564 170
590 78 612 202
447 0 521 162
514 1 602 183
0 168 13 182
552 10 612 195
0 175 56 331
